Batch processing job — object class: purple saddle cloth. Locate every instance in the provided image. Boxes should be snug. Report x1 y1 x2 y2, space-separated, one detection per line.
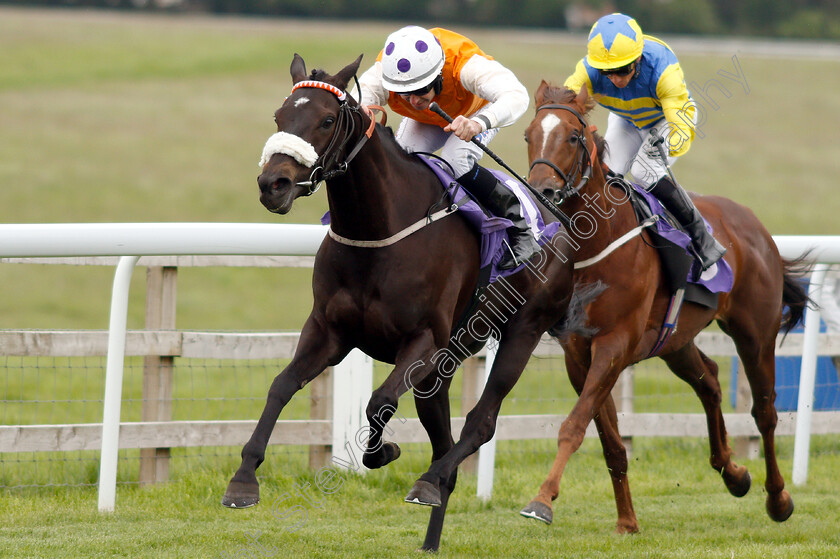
416 156 563 283
632 183 733 294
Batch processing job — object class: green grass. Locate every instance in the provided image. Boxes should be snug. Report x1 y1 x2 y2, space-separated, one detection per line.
1 7 840 558
1 437 840 558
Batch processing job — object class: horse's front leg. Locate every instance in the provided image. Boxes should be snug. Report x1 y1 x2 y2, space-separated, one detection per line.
362 329 442 470
522 335 629 524
222 316 347 508
521 358 638 532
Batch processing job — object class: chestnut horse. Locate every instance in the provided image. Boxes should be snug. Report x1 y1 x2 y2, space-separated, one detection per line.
222 55 581 552
518 82 809 532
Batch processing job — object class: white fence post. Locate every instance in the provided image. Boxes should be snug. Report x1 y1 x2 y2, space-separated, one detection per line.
792 264 829 486
476 339 498 501
331 348 373 474
98 255 140 512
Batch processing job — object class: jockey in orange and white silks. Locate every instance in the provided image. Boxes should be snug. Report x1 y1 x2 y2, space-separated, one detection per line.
355 26 538 270
565 13 725 271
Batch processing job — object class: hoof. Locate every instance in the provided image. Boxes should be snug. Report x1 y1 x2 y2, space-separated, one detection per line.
362 441 401 470
615 519 640 534
767 490 794 522
405 479 441 507
520 500 553 525
222 480 260 509
726 469 752 498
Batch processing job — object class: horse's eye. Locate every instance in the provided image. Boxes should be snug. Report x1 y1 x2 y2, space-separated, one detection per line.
523 134 530 144
570 134 580 144
322 117 335 129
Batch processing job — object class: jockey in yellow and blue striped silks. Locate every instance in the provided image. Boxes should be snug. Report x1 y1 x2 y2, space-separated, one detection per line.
565 13 726 271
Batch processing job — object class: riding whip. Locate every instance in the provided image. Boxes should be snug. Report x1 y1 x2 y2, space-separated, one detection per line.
428 102 571 228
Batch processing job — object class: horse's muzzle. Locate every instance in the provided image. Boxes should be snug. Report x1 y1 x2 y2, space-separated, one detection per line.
258 171 297 214
528 179 561 205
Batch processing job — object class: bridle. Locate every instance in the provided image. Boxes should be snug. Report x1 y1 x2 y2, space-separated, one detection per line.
287 80 376 195
528 103 598 203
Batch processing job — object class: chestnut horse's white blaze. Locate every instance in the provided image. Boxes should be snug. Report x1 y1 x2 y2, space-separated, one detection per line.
259 131 319 168
540 113 561 155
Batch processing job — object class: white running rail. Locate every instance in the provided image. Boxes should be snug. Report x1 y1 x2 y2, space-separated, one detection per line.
0 224 838 508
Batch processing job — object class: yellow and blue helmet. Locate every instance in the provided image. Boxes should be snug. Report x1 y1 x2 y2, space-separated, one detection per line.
586 13 644 70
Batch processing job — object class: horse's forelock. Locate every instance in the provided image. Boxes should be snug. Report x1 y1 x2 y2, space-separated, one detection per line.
540 85 596 114
309 68 330 82
538 83 607 162
540 84 577 106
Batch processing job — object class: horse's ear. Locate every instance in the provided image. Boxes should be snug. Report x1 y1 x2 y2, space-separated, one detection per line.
535 80 550 106
575 85 589 109
333 54 364 91
290 53 307 84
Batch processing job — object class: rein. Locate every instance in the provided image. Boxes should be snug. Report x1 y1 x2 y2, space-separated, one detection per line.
529 103 597 202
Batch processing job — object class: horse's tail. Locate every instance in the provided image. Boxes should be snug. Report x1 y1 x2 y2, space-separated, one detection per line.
780 253 814 336
548 280 607 340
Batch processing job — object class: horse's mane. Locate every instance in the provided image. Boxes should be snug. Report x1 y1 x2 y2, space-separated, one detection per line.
539 83 608 159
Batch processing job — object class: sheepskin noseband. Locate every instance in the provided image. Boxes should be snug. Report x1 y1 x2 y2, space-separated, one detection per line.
259 132 319 168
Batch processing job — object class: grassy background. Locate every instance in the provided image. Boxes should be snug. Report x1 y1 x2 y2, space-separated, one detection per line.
1 7 839 332
1 7 840 558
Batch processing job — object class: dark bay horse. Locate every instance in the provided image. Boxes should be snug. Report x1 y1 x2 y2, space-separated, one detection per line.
222 55 579 551
518 82 810 532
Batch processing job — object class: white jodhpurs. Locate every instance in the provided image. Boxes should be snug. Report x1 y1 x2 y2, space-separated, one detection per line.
395 117 498 178
603 113 679 188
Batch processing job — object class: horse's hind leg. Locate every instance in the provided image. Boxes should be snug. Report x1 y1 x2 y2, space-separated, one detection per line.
222 317 346 508
660 343 752 498
412 374 457 552
727 320 794 522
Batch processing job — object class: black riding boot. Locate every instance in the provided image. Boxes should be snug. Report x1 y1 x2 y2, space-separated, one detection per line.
649 176 726 271
458 164 541 270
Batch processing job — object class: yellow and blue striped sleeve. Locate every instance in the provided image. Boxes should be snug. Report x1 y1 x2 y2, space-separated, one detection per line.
564 59 593 96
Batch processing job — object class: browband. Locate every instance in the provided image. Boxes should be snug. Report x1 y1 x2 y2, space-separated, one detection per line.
291 80 347 102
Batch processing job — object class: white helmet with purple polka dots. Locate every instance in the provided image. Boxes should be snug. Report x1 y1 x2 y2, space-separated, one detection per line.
380 26 445 93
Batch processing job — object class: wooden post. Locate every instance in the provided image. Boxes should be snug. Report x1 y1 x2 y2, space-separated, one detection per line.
139 266 177 486
309 367 333 469
460 356 482 474
734 359 760 459
611 366 634 458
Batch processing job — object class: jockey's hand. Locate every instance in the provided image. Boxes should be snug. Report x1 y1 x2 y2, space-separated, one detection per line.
445 116 483 142
642 134 665 160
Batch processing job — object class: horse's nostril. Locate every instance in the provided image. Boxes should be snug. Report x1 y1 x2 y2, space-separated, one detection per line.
258 173 282 194
257 174 271 193
258 172 294 196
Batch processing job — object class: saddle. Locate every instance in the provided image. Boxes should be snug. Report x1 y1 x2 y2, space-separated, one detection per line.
609 172 733 310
